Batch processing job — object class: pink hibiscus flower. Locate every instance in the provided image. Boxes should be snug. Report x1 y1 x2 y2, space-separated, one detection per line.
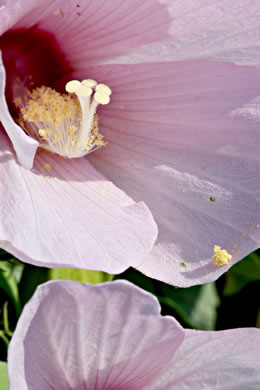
8 280 260 389
0 0 259 286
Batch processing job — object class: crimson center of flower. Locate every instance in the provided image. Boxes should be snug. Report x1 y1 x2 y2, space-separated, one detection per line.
14 79 111 158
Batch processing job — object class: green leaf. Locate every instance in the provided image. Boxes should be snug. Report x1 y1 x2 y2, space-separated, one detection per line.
223 252 260 296
160 284 201 316
158 296 196 329
114 268 156 295
0 262 21 315
19 264 49 306
160 283 220 330
189 283 220 330
49 268 113 284
115 268 219 330
3 302 13 337
0 362 8 390
0 250 16 261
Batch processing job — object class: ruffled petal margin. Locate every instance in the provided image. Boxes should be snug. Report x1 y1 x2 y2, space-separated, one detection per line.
8 280 184 389
0 132 157 272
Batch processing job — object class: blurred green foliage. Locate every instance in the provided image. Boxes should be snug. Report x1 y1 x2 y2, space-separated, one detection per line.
114 268 219 330
0 248 259 365
0 260 22 316
0 362 8 390
223 252 260 295
49 267 113 284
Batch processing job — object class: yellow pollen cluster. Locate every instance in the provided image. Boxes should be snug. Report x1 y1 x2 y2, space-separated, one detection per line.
212 245 232 267
13 97 23 107
21 86 81 128
14 79 111 159
43 163 52 172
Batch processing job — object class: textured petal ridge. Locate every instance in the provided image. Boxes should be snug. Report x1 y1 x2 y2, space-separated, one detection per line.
74 60 260 286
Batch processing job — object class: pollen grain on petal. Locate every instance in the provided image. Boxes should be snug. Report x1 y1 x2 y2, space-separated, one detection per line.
43 163 52 172
13 97 22 107
212 245 232 267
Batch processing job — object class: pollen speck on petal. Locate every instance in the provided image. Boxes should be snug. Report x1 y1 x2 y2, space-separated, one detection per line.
212 245 232 267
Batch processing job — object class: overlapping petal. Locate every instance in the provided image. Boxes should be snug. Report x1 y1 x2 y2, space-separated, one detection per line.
0 53 39 168
148 328 260 389
71 60 260 286
8 280 260 389
8 280 184 390
0 132 157 272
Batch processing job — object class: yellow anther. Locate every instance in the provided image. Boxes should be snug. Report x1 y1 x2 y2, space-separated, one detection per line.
94 91 110 105
65 80 81 93
212 245 232 267
82 79 97 88
95 83 112 96
38 129 46 138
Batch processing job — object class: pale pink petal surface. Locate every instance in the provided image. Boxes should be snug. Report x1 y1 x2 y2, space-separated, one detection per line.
71 60 260 286
0 1 7 8
3 1 260 67
147 328 260 389
8 280 184 390
105 1 260 67
0 132 157 272
8 280 260 389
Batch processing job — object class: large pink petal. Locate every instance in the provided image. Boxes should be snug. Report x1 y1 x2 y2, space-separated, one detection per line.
0 1 7 6
0 132 157 272
8 280 184 390
73 60 260 286
0 0 171 65
107 1 260 67
39 0 171 67
0 52 39 169
147 328 260 389
2 1 260 68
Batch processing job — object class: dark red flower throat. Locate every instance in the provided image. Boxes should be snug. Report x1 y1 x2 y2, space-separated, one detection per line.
0 27 72 116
